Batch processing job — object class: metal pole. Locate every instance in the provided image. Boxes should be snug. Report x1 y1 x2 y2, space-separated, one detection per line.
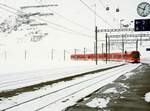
74 49 77 54
122 35 124 53
94 42 96 54
95 26 98 65
106 33 108 64
140 34 142 45
94 42 96 61
108 36 111 61
84 48 86 55
84 47 86 60
108 36 110 54
136 39 138 51
94 4 97 65
102 43 104 54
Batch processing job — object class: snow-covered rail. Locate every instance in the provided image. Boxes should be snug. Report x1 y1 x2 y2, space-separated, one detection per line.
0 64 141 111
0 63 124 92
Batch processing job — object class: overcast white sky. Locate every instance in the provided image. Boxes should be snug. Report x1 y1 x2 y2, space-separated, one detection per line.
0 0 149 51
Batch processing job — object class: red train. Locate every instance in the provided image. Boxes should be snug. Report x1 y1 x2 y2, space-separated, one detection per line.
71 51 140 63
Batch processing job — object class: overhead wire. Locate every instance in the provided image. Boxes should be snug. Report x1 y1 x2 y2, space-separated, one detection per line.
46 6 93 32
97 0 119 25
0 3 94 38
32 0 93 32
0 5 18 16
80 0 113 28
98 0 105 9
108 0 120 21
0 5 82 37
36 0 93 32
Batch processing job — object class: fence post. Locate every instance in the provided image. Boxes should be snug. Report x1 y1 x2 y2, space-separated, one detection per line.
4 50 7 60
51 49 54 60
25 50 27 60
64 49 66 61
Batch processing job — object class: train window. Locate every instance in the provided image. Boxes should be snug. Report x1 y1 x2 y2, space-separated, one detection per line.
146 48 150 51
132 52 140 58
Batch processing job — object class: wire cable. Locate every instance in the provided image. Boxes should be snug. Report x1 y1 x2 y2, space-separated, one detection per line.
36 1 93 32
80 0 113 28
0 5 91 38
98 0 105 9
49 10 93 32
0 3 94 38
97 0 119 27
24 1 93 32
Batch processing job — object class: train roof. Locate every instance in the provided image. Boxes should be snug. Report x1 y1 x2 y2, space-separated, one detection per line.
71 51 140 56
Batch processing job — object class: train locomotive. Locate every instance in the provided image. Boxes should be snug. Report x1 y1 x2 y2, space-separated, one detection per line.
71 51 140 63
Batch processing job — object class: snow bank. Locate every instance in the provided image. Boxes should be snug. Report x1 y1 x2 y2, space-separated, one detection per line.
103 87 118 93
145 92 150 102
86 98 110 108
124 72 134 79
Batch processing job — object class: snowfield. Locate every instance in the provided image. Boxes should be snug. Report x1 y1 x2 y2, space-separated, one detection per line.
145 92 150 103
0 61 124 92
0 63 141 111
0 0 149 111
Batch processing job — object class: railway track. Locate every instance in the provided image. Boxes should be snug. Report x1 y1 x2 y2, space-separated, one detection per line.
0 63 141 111
0 63 123 92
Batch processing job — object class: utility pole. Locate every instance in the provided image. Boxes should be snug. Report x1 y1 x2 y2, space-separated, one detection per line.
140 34 142 45
84 47 86 60
102 43 104 54
94 4 98 65
84 47 86 55
106 33 108 64
108 36 110 54
122 35 124 53
136 39 138 51
95 26 98 65
108 36 111 61
74 49 78 54
94 42 96 54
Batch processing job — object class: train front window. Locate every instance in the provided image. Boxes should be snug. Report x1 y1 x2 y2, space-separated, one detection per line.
132 52 140 58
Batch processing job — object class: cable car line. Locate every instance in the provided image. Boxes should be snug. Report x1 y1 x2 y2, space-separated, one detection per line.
0 3 93 38
80 0 113 28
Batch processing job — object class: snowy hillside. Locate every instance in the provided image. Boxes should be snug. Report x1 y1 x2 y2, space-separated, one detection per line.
0 0 149 71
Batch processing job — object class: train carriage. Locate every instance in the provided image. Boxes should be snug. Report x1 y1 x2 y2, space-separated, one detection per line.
71 51 140 63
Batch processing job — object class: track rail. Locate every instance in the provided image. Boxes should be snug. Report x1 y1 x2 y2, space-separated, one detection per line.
0 64 123 91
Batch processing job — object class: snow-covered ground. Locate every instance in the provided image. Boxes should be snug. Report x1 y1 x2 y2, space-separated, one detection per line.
86 98 110 108
0 0 149 110
84 67 139 109
0 60 124 92
0 63 141 111
145 92 150 103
